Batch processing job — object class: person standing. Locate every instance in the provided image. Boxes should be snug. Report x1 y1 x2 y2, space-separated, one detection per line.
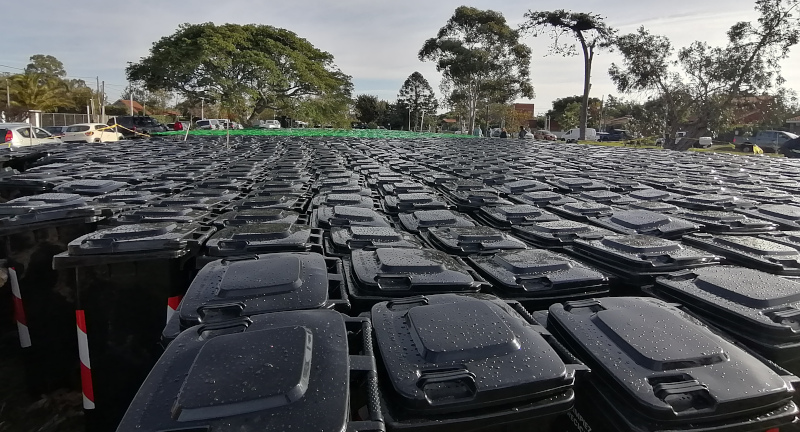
518 126 527 139
473 125 483 137
500 128 508 138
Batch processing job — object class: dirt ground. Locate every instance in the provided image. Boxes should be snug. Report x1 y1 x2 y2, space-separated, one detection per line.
0 327 84 432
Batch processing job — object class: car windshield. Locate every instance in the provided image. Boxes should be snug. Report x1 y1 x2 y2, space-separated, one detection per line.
66 125 90 132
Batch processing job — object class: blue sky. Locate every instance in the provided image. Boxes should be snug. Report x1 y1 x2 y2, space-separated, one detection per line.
3 0 797 114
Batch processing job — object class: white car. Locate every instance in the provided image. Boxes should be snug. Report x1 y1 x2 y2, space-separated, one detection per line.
1 123 61 147
259 120 281 129
196 119 221 130
62 123 124 143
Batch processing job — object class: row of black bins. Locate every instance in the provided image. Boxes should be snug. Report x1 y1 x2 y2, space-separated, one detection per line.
1 139 800 430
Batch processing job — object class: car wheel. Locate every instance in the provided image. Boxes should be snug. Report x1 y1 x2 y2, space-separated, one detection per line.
743 145 753 153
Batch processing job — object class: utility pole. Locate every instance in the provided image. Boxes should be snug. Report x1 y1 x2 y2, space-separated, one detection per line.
5 78 9 108
100 81 105 123
200 97 205 120
95 76 100 122
408 107 411 131
130 86 134 116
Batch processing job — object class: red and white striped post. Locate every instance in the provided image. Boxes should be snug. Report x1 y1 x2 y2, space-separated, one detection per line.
9 268 31 348
167 295 182 323
76 310 95 409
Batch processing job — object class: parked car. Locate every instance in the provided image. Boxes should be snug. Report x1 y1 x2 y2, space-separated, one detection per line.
195 119 221 130
62 123 124 143
534 130 557 140
780 137 800 158
44 126 69 138
1 123 61 147
107 116 167 137
561 127 598 143
696 136 713 148
599 129 631 142
259 120 282 129
734 130 799 153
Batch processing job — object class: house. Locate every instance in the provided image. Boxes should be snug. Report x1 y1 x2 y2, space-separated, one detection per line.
113 99 143 114
440 118 458 131
787 115 800 134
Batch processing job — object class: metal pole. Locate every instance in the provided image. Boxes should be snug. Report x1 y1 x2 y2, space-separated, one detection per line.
100 81 105 123
5 78 9 108
95 76 100 122
408 108 411 131
201 97 204 120
130 87 134 116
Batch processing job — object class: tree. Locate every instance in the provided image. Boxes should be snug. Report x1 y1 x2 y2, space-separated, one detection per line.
419 6 534 133
354 94 383 124
547 95 602 129
608 27 689 143
612 0 800 150
9 74 64 112
521 10 615 140
127 23 353 123
25 54 66 79
396 72 438 131
557 102 582 130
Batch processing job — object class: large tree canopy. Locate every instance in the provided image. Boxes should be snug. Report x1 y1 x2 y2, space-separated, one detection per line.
126 23 353 121
397 72 438 130
521 10 615 140
420 6 533 132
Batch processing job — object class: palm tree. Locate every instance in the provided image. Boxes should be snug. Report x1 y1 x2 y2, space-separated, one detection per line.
10 73 64 112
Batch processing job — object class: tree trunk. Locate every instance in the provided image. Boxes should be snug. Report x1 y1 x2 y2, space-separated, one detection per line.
578 36 592 141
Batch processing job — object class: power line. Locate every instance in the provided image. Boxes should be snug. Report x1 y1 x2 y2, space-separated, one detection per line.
0 63 105 81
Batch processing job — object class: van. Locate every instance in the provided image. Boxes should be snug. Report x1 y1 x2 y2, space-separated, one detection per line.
195 119 220 130
561 128 598 143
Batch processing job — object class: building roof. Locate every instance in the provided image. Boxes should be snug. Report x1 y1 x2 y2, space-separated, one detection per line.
787 116 800 123
513 103 535 111
114 99 144 112
441 118 457 123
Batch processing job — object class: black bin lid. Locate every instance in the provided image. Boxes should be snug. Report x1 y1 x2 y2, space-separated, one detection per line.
629 188 676 202
398 209 475 233
313 205 391 229
92 190 161 206
449 189 512 207
512 220 615 248
117 310 354 432
678 210 777 234
0 193 98 227
112 206 210 225
494 179 552 195
547 177 609 193
655 266 800 343
424 226 527 255
214 209 300 227
590 209 701 239
65 222 211 255
511 191 578 208
382 181 431 195
670 194 757 211
469 249 608 295
372 293 578 414
547 297 796 423
234 195 304 210
578 190 638 206
476 204 560 228
739 204 800 230
179 253 339 329
330 226 423 251
205 223 319 256
572 234 720 271
550 201 615 220
154 196 227 211
683 233 800 275
53 179 128 196
311 193 375 208
384 193 449 213
349 248 478 293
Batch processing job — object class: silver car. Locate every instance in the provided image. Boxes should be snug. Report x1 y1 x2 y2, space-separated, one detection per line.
1 123 62 147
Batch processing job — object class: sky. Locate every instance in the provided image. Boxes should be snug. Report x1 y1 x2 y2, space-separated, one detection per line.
2 0 798 115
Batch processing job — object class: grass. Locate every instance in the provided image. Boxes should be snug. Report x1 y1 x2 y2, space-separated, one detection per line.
574 140 784 157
